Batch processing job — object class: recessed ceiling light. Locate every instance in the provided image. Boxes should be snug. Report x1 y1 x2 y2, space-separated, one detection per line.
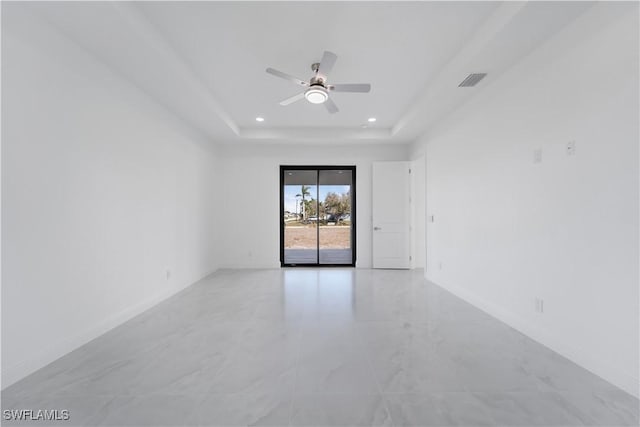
368 117 377 123
255 117 265 122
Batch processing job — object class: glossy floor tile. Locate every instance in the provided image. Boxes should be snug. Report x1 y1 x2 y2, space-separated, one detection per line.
2 269 638 426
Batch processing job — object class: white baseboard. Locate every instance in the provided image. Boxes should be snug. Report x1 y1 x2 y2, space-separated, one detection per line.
1 268 218 390
427 275 639 399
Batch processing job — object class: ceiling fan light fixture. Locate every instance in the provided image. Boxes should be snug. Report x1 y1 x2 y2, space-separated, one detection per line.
305 87 328 104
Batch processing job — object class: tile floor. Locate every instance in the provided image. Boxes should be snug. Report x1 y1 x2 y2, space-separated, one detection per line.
2 269 638 426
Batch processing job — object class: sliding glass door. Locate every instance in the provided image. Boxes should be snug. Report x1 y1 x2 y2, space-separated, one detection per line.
282 169 318 264
318 169 353 264
281 166 355 267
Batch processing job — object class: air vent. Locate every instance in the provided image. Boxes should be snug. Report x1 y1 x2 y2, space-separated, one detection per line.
458 73 487 87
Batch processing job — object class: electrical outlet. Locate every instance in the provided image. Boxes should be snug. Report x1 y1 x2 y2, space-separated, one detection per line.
534 148 542 164
566 141 576 156
438 262 443 270
535 298 544 313
166 270 171 280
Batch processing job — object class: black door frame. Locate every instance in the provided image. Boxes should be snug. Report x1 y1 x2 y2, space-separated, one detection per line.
280 165 356 267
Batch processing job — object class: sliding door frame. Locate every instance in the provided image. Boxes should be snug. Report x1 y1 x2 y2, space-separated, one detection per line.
280 165 356 267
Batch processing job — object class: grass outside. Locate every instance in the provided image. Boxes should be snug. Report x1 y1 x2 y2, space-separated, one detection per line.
284 225 351 249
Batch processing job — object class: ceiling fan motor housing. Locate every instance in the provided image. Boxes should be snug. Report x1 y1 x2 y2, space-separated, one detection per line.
310 75 325 87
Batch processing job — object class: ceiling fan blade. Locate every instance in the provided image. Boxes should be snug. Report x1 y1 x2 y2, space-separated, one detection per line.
266 68 308 87
324 97 339 114
279 92 306 106
328 83 371 93
318 51 337 76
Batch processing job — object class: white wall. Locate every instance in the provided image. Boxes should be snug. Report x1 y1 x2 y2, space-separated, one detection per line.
218 144 409 269
416 4 639 396
410 156 426 269
1 6 221 387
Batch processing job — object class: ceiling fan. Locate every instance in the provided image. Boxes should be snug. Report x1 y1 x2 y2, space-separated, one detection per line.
266 51 371 114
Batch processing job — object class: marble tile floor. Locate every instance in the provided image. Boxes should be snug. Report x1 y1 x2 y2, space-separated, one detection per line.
2 269 638 426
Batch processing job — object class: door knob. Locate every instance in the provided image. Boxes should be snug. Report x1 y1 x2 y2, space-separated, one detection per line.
374 227 381 231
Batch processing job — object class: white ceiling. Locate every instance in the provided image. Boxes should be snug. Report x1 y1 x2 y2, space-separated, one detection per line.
29 1 595 145
135 2 498 129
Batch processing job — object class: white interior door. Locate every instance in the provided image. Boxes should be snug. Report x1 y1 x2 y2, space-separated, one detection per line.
372 161 411 269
